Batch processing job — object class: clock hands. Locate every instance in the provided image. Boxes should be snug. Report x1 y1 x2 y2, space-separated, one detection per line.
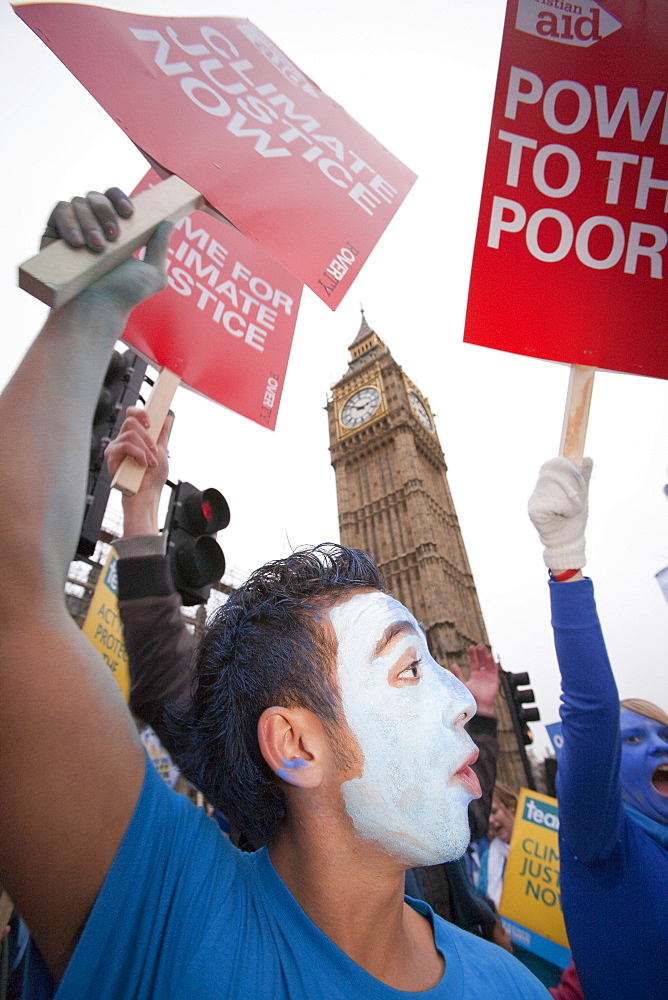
341 387 380 428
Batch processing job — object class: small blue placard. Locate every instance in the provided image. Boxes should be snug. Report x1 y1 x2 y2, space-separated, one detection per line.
501 917 571 969
546 721 563 759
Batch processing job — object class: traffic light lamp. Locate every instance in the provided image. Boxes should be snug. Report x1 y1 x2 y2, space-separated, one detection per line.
78 349 147 558
501 670 541 746
166 481 230 605
90 351 131 474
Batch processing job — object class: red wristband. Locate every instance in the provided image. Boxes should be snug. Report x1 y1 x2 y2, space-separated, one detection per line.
549 568 580 582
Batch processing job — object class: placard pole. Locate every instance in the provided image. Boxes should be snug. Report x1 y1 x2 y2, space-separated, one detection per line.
111 368 181 497
559 365 596 467
18 175 205 310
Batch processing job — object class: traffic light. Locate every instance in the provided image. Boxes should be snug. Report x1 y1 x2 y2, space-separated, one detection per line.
166 481 230 605
78 349 147 559
501 670 541 746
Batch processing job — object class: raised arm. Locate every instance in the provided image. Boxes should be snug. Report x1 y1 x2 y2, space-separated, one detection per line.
0 191 172 980
105 410 197 745
528 458 623 861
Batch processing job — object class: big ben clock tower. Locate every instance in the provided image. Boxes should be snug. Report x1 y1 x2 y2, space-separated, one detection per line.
328 312 489 666
327 313 526 788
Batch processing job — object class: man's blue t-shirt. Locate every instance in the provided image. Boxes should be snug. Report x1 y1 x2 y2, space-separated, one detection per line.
33 758 548 999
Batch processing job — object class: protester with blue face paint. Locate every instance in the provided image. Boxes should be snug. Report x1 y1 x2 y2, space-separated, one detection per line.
529 458 668 1000
0 189 551 1000
618 697 668 831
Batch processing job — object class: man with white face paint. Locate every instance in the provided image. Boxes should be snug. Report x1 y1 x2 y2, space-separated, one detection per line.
332 592 480 866
0 189 549 999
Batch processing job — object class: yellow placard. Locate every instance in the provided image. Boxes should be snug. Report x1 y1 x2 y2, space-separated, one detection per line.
81 547 129 701
500 788 569 951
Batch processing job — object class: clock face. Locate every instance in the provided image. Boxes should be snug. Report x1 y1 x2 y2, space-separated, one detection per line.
409 391 433 431
340 386 381 428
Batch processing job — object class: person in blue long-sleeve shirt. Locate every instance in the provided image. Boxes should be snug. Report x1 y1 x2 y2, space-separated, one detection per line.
529 457 668 1000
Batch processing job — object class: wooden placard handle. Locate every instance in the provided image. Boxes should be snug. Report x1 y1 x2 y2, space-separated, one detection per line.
111 368 181 497
18 175 205 310
559 364 596 466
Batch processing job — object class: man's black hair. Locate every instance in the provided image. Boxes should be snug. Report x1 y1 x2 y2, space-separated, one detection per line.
167 543 384 846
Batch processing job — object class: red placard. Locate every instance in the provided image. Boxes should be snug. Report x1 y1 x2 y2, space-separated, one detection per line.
15 3 416 310
464 0 668 379
123 171 302 430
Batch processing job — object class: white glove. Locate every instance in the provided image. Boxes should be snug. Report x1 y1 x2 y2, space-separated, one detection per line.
527 457 593 570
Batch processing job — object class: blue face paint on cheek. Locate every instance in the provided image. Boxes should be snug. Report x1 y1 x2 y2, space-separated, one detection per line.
277 757 307 782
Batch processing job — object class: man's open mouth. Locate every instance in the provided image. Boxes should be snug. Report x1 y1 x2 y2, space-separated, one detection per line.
651 763 668 797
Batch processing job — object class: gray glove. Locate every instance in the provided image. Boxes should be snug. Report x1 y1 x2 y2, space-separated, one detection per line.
527 457 593 570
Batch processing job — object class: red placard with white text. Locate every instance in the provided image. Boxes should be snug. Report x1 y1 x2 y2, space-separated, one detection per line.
123 171 302 430
15 3 416 310
464 0 668 379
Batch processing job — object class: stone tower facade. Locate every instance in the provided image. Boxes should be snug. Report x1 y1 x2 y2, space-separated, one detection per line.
326 313 526 789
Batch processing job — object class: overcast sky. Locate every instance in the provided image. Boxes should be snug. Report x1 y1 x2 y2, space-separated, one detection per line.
3 0 668 755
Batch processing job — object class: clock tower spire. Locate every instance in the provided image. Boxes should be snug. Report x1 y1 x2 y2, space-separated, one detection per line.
327 315 530 788
327 312 489 667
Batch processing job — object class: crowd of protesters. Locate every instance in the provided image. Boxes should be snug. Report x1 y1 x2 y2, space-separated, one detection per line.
0 188 666 1000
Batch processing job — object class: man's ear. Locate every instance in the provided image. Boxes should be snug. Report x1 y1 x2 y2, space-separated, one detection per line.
257 706 325 789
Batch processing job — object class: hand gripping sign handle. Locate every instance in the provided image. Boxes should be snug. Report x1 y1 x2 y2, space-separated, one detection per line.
111 367 181 497
18 175 205 310
559 364 596 467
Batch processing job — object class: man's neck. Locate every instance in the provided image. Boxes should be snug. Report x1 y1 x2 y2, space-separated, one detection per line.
269 813 444 992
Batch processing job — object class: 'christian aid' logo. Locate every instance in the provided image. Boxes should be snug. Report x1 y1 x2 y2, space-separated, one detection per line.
515 0 622 47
